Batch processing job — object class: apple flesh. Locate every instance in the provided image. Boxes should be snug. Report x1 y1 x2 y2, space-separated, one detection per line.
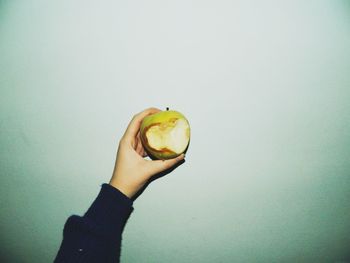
140 110 190 160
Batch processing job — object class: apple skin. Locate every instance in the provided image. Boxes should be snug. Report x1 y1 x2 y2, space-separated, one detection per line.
140 110 190 160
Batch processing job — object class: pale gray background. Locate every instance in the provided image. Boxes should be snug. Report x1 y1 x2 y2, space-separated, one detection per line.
1 0 350 262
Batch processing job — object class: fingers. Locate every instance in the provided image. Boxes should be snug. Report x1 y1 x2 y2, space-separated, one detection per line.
145 154 185 176
133 130 148 157
123 107 161 143
135 139 144 156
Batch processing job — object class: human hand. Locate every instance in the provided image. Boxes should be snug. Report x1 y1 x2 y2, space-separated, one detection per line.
109 108 185 199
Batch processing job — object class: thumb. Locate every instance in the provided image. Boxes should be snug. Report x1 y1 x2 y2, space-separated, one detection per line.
146 154 185 177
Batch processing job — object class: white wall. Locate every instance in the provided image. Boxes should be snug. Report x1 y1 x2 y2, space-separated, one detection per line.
1 0 350 262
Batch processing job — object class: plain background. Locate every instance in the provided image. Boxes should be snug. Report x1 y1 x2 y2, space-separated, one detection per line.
1 0 350 262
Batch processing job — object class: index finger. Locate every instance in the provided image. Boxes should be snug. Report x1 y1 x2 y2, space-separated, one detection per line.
123 107 161 142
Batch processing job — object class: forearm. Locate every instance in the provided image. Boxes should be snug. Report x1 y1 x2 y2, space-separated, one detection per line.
54 184 134 263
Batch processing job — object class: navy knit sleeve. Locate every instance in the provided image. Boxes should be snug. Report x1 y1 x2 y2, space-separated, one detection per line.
54 183 134 263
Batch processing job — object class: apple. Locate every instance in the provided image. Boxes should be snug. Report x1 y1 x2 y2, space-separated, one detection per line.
140 109 191 160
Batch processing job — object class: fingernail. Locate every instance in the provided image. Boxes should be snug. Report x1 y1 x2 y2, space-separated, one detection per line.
176 154 185 160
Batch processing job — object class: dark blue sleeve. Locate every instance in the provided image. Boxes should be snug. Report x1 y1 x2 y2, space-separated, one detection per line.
54 183 134 263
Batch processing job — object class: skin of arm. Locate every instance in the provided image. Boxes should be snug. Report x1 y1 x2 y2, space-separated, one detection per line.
109 107 185 198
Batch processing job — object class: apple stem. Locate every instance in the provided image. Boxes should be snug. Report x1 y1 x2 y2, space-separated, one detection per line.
166 107 169 111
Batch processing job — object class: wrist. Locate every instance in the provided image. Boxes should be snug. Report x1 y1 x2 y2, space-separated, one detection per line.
109 180 135 199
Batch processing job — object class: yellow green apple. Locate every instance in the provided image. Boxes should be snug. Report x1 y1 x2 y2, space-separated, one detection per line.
140 109 190 160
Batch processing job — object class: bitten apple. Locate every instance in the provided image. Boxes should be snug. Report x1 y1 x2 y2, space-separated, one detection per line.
140 109 190 160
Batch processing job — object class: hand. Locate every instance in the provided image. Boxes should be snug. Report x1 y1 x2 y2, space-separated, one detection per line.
109 107 185 199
